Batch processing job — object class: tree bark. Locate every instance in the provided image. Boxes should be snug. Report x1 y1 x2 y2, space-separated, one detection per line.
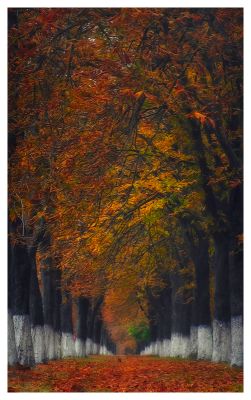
8 231 18 366
75 297 89 357
61 292 75 357
52 268 62 359
212 233 231 363
93 314 102 354
29 245 46 364
170 270 191 359
183 226 213 360
229 184 243 366
86 297 103 355
41 252 56 360
10 224 35 366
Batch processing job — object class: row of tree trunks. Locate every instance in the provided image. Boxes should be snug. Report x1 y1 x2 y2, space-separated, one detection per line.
140 233 229 363
140 228 243 366
8 224 115 367
141 120 243 368
85 297 115 355
191 120 243 367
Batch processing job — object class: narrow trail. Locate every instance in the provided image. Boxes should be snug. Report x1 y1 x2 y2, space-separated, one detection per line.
8 355 243 392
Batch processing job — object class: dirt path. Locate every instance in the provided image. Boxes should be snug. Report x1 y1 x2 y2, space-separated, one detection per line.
8 355 243 392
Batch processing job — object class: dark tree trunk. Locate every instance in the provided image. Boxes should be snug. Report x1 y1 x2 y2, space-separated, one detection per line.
100 325 107 354
41 253 55 360
159 282 172 356
75 297 89 357
106 331 115 354
10 223 34 366
40 229 62 360
86 297 103 354
190 295 198 358
186 232 213 360
170 270 191 358
8 228 18 365
86 301 93 355
100 325 113 354
229 183 243 366
148 304 158 355
29 245 46 363
212 233 231 362
29 247 44 326
61 294 73 333
52 268 62 359
93 314 102 354
76 297 89 340
229 236 243 366
61 293 75 357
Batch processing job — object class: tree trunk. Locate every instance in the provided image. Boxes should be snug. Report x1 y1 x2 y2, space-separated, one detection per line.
170 270 191 358
29 246 46 364
86 297 103 355
160 283 172 357
52 269 62 359
85 303 93 355
191 237 212 360
8 233 18 366
148 306 158 355
180 218 213 361
229 184 243 366
189 296 198 359
93 314 102 354
11 233 34 366
212 233 231 363
41 255 56 360
61 293 75 358
75 297 89 357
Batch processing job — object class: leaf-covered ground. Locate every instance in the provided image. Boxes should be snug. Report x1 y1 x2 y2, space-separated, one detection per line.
8 356 243 392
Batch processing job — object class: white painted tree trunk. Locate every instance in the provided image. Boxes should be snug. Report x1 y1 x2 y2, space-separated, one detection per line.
170 334 191 358
155 340 161 355
54 331 61 359
31 325 46 364
44 324 55 360
150 342 156 355
75 338 86 357
231 315 243 367
160 339 171 357
148 344 153 355
190 326 198 358
197 325 213 360
8 310 18 366
13 315 35 366
212 320 231 363
85 338 93 355
61 333 75 358
92 342 99 355
158 341 164 357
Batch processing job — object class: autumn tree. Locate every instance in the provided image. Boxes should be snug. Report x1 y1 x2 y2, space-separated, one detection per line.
8 8 243 366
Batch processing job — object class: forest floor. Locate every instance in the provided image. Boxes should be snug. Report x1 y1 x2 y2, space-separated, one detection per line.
8 355 243 392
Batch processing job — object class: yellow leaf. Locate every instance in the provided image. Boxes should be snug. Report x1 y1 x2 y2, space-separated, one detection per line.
134 90 144 99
